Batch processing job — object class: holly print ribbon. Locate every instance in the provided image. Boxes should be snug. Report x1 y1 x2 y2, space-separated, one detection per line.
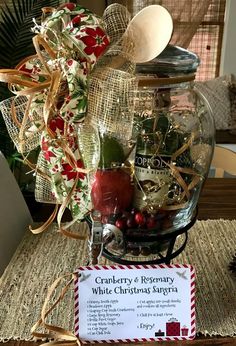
0 3 110 229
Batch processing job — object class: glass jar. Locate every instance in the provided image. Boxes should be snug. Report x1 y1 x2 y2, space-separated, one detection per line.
99 45 215 264
135 77 214 217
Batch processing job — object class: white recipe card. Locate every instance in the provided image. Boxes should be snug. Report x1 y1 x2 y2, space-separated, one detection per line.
75 264 196 343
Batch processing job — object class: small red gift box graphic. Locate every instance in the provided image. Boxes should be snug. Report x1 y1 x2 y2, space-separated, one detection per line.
181 326 189 336
166 318 180 336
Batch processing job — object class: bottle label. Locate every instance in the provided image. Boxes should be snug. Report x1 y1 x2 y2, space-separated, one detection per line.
133 154 172 210
135 154 171 169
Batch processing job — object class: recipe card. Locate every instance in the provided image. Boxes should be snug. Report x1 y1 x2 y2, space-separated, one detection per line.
75 264 196 343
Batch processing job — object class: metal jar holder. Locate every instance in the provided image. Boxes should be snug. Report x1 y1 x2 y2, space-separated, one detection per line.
89 208 198 265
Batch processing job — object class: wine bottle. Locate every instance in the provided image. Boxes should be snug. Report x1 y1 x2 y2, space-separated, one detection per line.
133 115 173 211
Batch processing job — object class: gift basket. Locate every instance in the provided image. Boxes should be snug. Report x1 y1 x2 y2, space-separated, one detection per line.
100 45 215 264
0 2 214 265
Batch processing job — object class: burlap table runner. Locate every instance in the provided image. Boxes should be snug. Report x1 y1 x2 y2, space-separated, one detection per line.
0 219 236 341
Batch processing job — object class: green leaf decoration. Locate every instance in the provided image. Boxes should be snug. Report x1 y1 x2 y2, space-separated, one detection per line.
77 97 87 111
0 0 62 69
75 76 87 92
71 203 80 216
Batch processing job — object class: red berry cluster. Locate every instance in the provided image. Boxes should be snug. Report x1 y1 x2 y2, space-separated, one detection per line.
102 209 179 258
102 208 177 231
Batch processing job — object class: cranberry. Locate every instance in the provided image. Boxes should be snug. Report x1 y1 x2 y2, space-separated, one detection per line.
115 218 127 230
126 216 136 229
134 212 146 227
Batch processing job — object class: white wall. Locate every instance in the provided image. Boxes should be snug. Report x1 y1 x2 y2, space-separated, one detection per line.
219 0 236 152
220 0 236 75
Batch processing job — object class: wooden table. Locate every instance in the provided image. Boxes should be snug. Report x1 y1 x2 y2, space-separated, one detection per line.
31 178 236 222
2 178 236 346
198 178 236 220
215 129 236 144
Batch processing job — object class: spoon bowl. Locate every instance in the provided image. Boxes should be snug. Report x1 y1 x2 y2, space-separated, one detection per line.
124 5 173 63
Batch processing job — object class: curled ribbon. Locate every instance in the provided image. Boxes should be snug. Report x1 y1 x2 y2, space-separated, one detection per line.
135 130 202 212
31 272 81 346
0 3 110 236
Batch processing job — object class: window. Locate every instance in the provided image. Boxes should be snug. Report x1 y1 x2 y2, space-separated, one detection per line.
107 0 226 81
188 0 226 81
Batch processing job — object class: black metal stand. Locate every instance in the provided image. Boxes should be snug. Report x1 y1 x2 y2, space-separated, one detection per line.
102 208 198 265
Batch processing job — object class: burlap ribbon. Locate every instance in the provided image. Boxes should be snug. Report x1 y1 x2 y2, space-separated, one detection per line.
0 3 203 233
0 4 110 236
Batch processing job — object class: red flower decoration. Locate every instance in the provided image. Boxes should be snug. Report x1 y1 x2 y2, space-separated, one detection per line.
48 116 77 150
19 64 33 74
71 14 87 27
67 59 74 66
41 137 56 162
61 160 86 181
79 27 109 58
65 95 71 104
49 117 65 134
